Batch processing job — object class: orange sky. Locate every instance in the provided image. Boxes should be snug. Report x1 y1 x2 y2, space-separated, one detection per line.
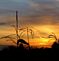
0 24 59 48
0 0 59 48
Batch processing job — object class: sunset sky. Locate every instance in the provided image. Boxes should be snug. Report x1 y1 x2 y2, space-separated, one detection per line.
0 0 59 48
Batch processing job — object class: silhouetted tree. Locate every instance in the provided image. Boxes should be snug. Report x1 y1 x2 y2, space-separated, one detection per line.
52 42 59 48
17 39 29 46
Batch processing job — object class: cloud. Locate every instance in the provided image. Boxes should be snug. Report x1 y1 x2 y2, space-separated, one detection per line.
17 16 59 26
0 23 6 25
0 0 59 26
0 0 59 16
55 0 59 1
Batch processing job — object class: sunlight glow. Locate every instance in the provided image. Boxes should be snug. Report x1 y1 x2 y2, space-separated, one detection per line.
0 24 59 48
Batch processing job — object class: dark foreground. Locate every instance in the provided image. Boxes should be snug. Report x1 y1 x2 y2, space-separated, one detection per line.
0 42 59 59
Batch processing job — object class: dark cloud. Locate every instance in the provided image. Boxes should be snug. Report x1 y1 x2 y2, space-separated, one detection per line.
0 0 59 25
0 0 59 16
0 22 7 25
